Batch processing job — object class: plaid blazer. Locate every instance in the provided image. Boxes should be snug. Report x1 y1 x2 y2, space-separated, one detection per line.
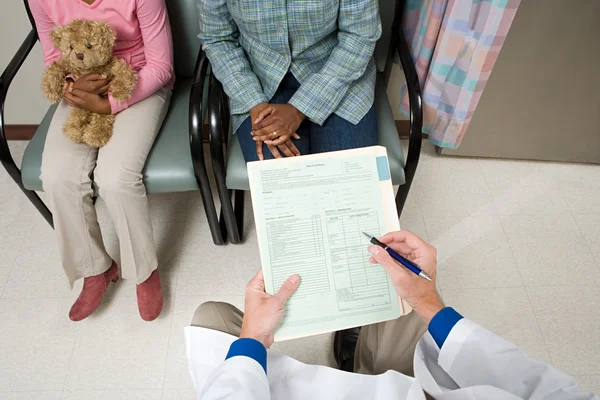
198 0 382 132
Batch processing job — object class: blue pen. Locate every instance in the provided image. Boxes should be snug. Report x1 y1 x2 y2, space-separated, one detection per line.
362 232 432 281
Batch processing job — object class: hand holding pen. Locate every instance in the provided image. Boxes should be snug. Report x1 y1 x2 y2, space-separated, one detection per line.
365 230 444 325
363 232 432 281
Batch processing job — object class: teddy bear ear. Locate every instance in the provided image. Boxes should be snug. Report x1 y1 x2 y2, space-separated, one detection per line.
93 21 117 49
51 25 67 50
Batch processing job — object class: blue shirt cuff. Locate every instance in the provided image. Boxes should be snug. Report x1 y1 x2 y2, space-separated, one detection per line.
428 307 464 348
225 338 267 373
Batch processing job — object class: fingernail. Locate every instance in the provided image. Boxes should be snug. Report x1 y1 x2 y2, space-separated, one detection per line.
289 275 299 284
101 74 107 78
250 131 254 136
252 137 257 141
368 246 380 255
69 87 73 93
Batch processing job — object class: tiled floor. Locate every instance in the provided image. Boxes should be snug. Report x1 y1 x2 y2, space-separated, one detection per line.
0 141 599 399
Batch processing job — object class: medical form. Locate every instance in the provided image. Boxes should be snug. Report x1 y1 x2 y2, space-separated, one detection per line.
248 146 408 341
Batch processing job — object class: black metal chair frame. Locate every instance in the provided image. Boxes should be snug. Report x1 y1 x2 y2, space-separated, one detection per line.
206 0 424 244
0 0 225 245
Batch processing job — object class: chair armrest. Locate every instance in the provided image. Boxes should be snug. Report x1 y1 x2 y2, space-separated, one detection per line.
208 70 228 179
0 29 39 181
392 2 423 191
189 49 209 153
188 49 226 245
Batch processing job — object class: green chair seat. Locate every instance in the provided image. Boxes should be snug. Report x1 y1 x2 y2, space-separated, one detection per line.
225 73 406 191
21 78 198 194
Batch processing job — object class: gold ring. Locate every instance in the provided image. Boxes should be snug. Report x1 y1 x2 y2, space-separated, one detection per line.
272 131 278 139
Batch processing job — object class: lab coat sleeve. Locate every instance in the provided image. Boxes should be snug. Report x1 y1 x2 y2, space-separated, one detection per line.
197 356 271 400
436 319 599 399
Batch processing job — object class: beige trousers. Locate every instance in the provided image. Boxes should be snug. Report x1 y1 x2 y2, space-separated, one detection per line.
190 301 427 376
40 87 172 287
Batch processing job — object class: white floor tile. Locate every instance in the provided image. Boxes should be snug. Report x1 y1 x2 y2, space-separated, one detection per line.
176 244 258 297
161 389 197 400
409 171 497 218
148 192 191 224
185 191 211 226
407 146 496 217
0 217 32 267
501 215 600 286
441 287 551 364
480 159 570 216
399 213 428 242
178 219 221 256
2 241 74 299
0 392 62 400
425 215 522 289
574 375 600 394
0 298 79 391
574 214 600 264
527 286 600 376
64 297 173 390
549 163 600 215
163 295 244 389
61 390 162 400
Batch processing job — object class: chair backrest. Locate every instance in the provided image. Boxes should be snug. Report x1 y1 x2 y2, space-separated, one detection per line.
165 0 201 78
374 0 398 72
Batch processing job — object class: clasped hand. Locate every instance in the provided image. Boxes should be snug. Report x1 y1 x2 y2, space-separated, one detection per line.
249 103 305 160
63 73 112 114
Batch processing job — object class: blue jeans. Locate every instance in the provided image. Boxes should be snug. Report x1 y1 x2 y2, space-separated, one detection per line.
236 74 378 162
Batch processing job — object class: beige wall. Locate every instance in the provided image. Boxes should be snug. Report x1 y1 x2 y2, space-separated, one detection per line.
0 1 49 124
1 3 407 125
444 0 600 163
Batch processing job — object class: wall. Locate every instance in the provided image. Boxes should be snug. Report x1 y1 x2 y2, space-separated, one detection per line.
444 0 600 163
0 1 49 124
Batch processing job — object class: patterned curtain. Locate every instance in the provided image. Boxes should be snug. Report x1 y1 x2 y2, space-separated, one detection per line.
399 0 521 148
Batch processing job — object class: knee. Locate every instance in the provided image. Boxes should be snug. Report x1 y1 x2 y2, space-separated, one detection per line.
40 162 81 195
190 301 233 327
94 165 143 198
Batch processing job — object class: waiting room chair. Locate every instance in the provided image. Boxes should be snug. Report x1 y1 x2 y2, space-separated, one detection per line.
204 0 424 244
0 0 226 244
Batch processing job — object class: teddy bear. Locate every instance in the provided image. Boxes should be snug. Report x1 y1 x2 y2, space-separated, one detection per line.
41 19 137 148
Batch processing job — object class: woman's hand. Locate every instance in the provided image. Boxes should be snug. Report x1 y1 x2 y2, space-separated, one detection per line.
239 269 300 348
250 103 302 160
250 102 270 125
64 88 112 115
255 134 301 160
251 103 305 144
368 230 444 325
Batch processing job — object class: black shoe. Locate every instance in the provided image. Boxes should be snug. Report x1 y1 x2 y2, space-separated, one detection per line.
333 327 361 372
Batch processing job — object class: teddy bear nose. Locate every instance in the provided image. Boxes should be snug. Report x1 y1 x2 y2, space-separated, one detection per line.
76 53 84 60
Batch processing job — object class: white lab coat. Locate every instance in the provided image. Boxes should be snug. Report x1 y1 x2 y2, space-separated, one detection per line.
185 318 598 400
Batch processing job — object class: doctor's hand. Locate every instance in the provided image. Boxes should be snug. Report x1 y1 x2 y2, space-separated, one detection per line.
240 269 300 348
368 230 444 325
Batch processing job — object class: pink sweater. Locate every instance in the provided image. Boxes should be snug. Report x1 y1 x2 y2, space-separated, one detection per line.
30 0 175 114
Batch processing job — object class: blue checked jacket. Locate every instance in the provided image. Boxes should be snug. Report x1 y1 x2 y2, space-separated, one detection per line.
198 0 382 132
